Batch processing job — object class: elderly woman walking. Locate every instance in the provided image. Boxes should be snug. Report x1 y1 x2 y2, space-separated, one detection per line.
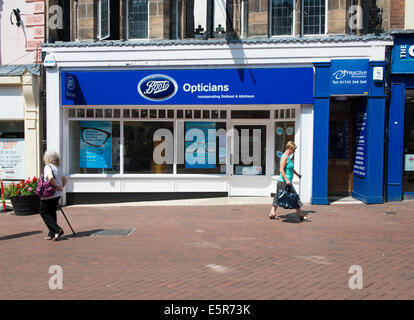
40 150 67 241
269 141 309 221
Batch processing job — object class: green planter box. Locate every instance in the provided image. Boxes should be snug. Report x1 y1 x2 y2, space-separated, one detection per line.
10 195 40 216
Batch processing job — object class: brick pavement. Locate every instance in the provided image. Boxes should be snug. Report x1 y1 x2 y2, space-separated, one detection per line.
0 200 414 300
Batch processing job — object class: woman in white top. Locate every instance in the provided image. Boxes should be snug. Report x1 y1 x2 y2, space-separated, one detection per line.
39 150 67 241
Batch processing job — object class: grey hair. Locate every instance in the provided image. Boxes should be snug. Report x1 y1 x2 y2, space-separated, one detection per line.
43 150 61 167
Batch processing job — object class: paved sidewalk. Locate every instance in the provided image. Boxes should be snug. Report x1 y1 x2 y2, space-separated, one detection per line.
0 199 413 300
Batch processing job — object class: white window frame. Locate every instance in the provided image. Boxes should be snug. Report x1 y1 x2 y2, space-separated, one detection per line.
240 0 249 38
98 0 110 40
302 0 328 36
126 0 150 40
269 0 296 37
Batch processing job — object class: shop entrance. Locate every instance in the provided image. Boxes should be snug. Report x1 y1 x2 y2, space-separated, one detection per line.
328 97 365 197
403 90 414 195
228 122 270 196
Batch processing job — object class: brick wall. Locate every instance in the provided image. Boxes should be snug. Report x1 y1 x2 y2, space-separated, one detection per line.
390 0 405 30
78 0 96 40
249 0 268 37
328 0 347 34
149 0 164 39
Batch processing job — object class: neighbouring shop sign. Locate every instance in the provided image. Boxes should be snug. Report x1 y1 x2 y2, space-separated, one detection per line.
353 112 367 178
80 121 112 169
61 68 314 106
330 59 369 95
0 139 25 180
392 35 414 74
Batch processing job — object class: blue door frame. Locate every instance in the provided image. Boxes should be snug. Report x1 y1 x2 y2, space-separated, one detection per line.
387 75 414 201
312 61 387 204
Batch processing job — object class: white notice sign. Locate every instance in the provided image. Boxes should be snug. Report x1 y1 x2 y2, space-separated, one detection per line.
0 139 25 179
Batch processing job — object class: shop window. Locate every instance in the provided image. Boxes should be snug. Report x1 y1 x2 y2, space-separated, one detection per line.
403 90 414 193
141 109 148 118
132 109 140 118
158 110 166 118
167 110 175 118
274 121 295 175
69 121 120 174
185 110 193 119
86 109 94 118
271 0 294 36
69 109 76 118
303 0 326 35
0 121 25 180
96 109 103 118
177 110 184 118
114 109 121 118
77 109 85 118
105 109 113 118
194 110 201 119
124 122 174 174
128 0 148 39
233 124 266 176
124 109 131 118
150 109 157 118
231 110 270 119
178 122 226 174
202 110 210 119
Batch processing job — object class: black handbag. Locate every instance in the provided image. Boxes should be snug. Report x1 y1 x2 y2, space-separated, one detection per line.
275 184 299 209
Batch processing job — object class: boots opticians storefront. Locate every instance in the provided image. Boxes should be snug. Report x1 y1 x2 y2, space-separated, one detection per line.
43 37 391 205
58 67 313 204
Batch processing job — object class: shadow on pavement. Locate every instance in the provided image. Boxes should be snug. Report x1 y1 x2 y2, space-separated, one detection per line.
279 210 315 223
0 231 42 241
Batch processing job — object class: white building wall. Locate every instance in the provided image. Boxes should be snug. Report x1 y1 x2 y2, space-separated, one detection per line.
299 104 314 204
0 86 24 119
406 1 414 30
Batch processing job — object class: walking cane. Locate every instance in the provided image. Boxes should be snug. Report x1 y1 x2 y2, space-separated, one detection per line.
57 203 76 235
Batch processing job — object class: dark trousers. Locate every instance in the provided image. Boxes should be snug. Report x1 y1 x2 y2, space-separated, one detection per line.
40 197 62 237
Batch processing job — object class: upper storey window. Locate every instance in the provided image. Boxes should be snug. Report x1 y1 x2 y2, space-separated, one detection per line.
270 0 295 36
170 0 246 40
98 0 110 40
127 0 149 39
303 0 326 35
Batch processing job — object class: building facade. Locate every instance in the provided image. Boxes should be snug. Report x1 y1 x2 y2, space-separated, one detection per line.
42 0 393 205
0 0 45 184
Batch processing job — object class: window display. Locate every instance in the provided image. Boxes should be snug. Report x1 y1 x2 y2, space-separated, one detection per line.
124 122 173 174
274 121 294 175
178 122 226 174
69 121 120 174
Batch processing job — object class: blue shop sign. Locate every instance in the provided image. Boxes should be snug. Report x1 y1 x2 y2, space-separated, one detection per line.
330 59 369 95
61 68 314 106
391 35 414 74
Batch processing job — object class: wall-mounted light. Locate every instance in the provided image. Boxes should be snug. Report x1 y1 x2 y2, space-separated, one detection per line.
10 8 22 27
